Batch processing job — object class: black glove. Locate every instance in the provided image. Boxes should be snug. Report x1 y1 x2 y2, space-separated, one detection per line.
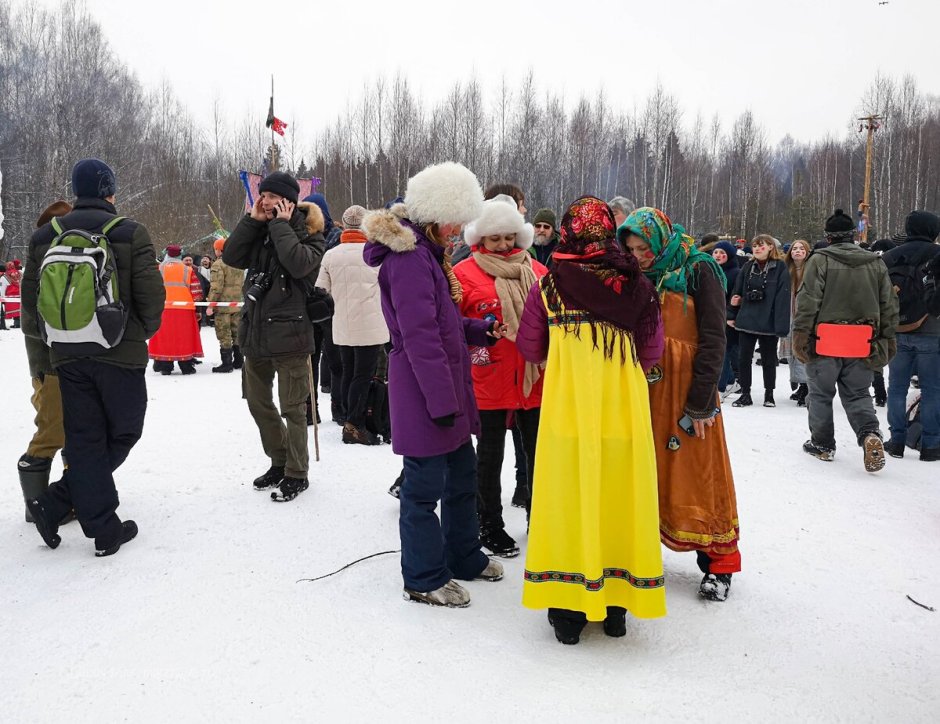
433 414 456 428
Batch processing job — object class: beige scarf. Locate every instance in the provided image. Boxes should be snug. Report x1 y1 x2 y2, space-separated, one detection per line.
472 250 542 397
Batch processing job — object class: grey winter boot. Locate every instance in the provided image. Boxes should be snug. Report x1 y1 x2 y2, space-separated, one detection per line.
212 347 235 373
18 455 52 523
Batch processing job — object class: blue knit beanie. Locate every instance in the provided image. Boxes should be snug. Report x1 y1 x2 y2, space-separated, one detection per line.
71 158 116 199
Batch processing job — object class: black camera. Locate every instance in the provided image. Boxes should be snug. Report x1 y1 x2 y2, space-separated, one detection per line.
246 271 272 302
746 289 765 302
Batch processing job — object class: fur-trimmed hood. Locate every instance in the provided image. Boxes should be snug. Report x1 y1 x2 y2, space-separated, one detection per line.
362 203 416 255
297 201 326 236
464 198 534 250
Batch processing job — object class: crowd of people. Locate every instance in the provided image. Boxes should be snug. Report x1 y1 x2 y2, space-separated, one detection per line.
9 156 940 646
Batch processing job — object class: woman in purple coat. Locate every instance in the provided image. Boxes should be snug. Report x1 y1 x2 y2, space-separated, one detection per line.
363 162 506 608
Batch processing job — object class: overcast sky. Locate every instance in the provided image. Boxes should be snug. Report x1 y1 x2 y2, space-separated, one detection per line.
15 0 940 146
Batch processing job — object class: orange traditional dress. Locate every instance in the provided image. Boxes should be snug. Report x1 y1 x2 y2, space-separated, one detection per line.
148 258 204 362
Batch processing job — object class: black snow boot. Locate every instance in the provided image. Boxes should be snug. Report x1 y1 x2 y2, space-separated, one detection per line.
603 606 627 637
732 392 753 407
699 573 732 601
480 525 520 558
763 390 776 408
178 359 197 375
95 520 139 557
873 374 887 407
18 455 51 523
794 383 808 407
388 471 404 499
25 498 61 549
271 476 309 502
232 346 244 370
153 360 173 375
511 480 529 509
253 465 284 491
212 347 234 373
547 609 587 645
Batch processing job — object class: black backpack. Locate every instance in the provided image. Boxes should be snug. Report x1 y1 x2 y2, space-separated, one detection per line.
889 259 932 332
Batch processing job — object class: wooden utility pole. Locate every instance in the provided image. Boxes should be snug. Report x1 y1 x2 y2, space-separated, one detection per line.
857 114 881 245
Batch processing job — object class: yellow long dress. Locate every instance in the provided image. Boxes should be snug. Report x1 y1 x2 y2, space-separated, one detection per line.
522 293 667 621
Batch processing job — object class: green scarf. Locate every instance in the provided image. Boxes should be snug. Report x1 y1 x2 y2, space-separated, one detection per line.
618 207 726 296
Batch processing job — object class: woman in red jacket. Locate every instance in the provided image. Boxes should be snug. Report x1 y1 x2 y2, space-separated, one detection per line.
455 197 548 558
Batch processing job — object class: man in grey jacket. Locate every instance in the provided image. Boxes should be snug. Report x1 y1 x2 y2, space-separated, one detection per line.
793 209 898 472
223 172 325 502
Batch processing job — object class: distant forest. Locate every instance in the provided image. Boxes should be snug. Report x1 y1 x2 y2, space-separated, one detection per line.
2 0 938 258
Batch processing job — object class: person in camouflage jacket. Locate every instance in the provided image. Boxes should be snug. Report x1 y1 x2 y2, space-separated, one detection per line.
207 236 245 373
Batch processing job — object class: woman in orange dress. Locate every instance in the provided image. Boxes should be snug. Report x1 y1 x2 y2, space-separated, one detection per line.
619 207 741 602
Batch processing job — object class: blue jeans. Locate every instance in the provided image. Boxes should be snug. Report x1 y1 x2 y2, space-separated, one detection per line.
888 334 940 449
400 441 488 591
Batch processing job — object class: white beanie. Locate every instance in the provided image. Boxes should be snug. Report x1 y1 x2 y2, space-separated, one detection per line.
464 198 534 250
404 162 483 226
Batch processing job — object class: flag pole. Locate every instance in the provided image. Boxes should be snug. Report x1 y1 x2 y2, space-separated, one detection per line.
270 75 275 151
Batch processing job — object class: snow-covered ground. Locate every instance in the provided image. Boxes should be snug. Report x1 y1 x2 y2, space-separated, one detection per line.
1 326 938 722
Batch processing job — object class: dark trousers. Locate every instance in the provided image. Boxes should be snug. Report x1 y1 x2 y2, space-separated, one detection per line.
40 361 147 539
338 344 381 427
400 441 488 591
477 408 540 529
738 332 778 393
514 408 540 515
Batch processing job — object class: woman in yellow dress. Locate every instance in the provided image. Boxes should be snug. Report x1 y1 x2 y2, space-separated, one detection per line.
618 207 741 602
516 196 666 645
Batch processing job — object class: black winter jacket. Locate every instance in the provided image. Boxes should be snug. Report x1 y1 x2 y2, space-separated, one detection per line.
21 198 165 369
222 202 326 358
728 258 791 337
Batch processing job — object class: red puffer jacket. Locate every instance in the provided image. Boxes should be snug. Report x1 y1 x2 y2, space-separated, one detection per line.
455 249 548 410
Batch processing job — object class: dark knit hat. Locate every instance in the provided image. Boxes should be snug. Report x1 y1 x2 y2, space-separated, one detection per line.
71 158 116 199
37 200 72 228
824 209 856 240
303 193 334 231
259 171 300 204
533 208 557 230
904 210 940 242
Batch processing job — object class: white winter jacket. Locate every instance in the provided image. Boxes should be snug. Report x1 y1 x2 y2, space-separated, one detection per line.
316 232 389 346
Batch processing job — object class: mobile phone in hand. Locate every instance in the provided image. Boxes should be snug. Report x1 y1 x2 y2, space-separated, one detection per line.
678 414 696 437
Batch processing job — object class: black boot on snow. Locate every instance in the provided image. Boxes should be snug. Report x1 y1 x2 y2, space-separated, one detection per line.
95 520 138 557
25 498 61 549
253 465 284 491
154 360 173 375
480 526 520 558
732 392 753 407
232 346 244 370
803 439 835 462
271 476 309 502
603 606 627 637
510 483 529 509
794 383 808 407
699 573 732 601
18 455 52 523
178 359 197 375
388 471 404 499
547 609 587 645
212 347 234 373
763 390 776 408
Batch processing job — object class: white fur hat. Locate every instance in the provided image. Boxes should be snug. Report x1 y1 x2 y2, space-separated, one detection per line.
404 162 483 226
464 198 534 250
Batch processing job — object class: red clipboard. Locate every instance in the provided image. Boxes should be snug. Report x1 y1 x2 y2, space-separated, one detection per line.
815 323 874 358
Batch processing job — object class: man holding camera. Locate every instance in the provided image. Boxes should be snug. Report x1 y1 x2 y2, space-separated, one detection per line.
223 172 326 502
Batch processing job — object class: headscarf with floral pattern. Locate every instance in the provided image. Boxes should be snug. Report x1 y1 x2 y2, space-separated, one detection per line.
617 207 725 297
542 196 660 363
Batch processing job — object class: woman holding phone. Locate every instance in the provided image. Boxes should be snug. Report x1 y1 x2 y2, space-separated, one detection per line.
619 207 741 602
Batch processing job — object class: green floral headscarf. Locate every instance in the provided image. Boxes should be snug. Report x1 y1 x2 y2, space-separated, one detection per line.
617 207 726 296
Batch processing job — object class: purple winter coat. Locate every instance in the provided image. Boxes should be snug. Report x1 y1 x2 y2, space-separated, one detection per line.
362 207 493 458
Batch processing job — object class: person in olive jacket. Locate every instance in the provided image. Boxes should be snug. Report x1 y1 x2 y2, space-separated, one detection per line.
21 159 165 557
223 172 326 502
727 234 791 407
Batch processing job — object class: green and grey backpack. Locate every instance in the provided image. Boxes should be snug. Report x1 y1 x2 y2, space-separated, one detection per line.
36 216 128 353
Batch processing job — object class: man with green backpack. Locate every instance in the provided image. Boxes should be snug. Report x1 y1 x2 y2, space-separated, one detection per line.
20 158 165 557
